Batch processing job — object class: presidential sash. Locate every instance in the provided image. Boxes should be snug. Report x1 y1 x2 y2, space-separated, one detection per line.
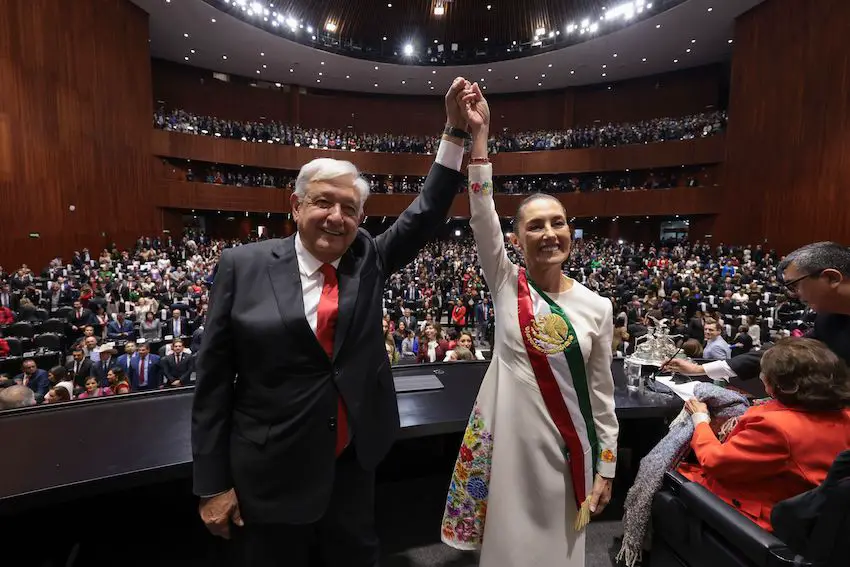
517 268 598 530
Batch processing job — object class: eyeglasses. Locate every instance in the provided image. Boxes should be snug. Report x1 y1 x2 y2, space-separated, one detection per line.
782 269 825 295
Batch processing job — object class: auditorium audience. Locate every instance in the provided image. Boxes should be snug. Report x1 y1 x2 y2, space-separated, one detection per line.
680 338 850 531
154 108 726 154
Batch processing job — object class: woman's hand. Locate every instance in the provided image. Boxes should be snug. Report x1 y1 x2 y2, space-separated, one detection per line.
589 474 613 516
456 82 490 135
685 398 708 415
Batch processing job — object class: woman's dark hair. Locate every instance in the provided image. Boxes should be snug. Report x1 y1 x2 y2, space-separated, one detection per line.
511 193 567 234
108 366 128 382
681 339 703 358
760 338 850 410
48 366 67 383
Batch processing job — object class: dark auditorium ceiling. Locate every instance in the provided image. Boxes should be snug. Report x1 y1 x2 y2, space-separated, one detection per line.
132 0 765 95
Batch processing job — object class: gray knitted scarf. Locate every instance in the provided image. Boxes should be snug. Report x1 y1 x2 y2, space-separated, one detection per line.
616 383 750 567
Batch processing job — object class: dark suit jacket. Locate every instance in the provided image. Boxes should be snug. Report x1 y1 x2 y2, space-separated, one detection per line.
14 369 51 403
129 354 163 391
161 352 194 386
729 313 850 379
164 317 190 338
106 319 135 340
192 162 462 524
65 358 94 389
70 308 95 329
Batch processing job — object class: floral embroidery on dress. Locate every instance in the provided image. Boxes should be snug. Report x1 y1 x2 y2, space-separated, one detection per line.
470 182 482 194
441 402 493 547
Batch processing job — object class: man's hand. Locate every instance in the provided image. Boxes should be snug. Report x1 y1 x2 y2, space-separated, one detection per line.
589 474 613 517
457 82 490 135
199 488 243 539
445 77 470 130
171 379 182 387
662 358 705 376
684 398 709 415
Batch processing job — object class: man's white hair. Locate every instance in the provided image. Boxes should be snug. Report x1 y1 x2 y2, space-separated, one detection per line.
294 158 370 211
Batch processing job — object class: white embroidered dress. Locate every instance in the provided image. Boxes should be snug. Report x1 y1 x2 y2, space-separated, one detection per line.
441 164 619 567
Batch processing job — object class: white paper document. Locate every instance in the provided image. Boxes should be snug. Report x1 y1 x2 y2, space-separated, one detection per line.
655 375 700 401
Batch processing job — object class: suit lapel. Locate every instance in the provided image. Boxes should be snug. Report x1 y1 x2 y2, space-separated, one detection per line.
333 248 359 360
267 237 326 359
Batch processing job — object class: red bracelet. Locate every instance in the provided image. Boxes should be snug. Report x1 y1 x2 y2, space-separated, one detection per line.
469 157 490 165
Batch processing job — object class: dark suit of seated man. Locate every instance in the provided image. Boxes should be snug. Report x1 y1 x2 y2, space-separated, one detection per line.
161 339 193 387
665 242 850 383
128 342 162 391
13 359 51 403
192 78 472 567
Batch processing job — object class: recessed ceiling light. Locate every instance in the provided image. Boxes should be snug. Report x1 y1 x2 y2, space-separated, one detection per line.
686 48 691 53
482 86 487 90
673 59 679 63
707 7 713 11
401 80 405 84
346 75 350 78
602 73 607 77
691 39 697 43
375 66 379 70
484 37 489 41
538 82 542 86
432 70 436 74
430 86 435 90
222 55 227 59
211 18 216 23
190 49 195 53
311 35 316 40
256 70 261 74
548 63 553 67
656 24 662 28
514 76 518 80
613 53 618 57
387 2 392 6
183 33 189 38
428 80 432 84
541 73 546 77
382 36 387 40
642 57 647 62
275 82 281 87
602 64 607 68
263 64 267 68
374 83 379 87
487 4 491 10
488 68 492 72
317 79 321 83
728 39 734 44
570 70 575 74
318 72 323 76
434 39 438 44
184 56 189 61
260 52 265 56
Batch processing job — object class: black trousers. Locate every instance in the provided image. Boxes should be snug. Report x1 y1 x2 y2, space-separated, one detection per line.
230 447 379 567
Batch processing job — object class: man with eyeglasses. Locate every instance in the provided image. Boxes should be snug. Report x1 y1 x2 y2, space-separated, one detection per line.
666 241 850 381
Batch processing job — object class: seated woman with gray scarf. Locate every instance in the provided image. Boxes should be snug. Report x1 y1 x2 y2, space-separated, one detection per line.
618 338 850 566
679 338 850 531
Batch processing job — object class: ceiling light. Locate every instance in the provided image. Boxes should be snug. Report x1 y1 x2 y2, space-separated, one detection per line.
263 64 267 68
401 80 405 84
286 17 297 28
434 4 445 15
673 59 679 63
375 65 379 70
602 73 607 77
581 18 590 28
548 31 555 38
488 68 492 72
307 26 313 33
570 70 575 74
275 82 281 87
346 75 350 78
190 49 195 53
250 2 262 13
183 33 189 38
484 37 488 41
382 36 387 40
430 86 435 90
691 39 697 43
589 23 599 33
566 24 576 33
256 70 261 74
656 24 662 28
538 82 542 86
403 44 414 56
387 2 392 6
535 27 545 36
686 48 691 53
318 72 322 76
432 70 436 74
222 55 227 59
184 56 189 61
487 4 491 10
428 80 432 84
434 39 438 44
317 79 321 83
548 63 553 68
374 83 379 87
289 68 294 72
613 53 618 57
325 21 337 32
728 39 734 44
211 18 216 23
707 7 713 11
602 64 607 68
482 86 487 90
514 76 518 80
320 61 325 65
541 73 546 77
642 57 647 62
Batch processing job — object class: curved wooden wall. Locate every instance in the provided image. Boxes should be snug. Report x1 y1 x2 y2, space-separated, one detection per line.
152 130 725 177
0 0 156 268
155 180 721 219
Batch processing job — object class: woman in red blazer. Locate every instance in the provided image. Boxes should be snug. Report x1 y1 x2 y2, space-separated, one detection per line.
417 322 450 364
680 338 850 531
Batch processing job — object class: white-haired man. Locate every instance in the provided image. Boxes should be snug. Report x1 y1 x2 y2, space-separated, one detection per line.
193 78 473 566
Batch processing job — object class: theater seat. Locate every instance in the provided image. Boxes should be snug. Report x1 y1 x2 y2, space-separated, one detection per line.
650 472 812 567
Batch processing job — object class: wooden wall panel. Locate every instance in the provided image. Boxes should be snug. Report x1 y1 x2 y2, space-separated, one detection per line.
572 65 725 126
152 59 724 136
158 180 720 220
718 0 850 253
153 130 725 177
0 0 157 268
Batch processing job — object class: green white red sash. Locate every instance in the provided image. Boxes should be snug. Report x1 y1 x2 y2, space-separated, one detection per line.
517 268 598 529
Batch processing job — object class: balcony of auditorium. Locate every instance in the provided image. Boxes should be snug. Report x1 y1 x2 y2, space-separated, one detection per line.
150 57 727 220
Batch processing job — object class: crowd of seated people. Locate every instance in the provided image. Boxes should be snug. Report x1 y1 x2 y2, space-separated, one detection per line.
169 159 710 196
153 108 727 155
0 227 809 408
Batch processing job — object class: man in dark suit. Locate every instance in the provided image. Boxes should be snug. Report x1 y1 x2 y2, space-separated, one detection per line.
106 313 135 341
165 308 189 338
128 341 162 391
65 348 94 392
161 339 193 387
69 299 95 334
192 78 471 567
667 242 850 381
14 359 51 403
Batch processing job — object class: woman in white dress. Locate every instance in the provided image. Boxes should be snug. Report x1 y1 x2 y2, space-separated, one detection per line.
441 83 620 567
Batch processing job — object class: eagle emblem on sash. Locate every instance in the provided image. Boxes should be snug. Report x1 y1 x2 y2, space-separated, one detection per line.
524 313 574 354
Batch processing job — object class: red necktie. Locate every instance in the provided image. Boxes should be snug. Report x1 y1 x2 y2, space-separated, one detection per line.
138 356 145 387
316 264 348 456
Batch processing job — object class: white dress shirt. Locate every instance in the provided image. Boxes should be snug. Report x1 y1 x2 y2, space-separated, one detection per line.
294 138 464 336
